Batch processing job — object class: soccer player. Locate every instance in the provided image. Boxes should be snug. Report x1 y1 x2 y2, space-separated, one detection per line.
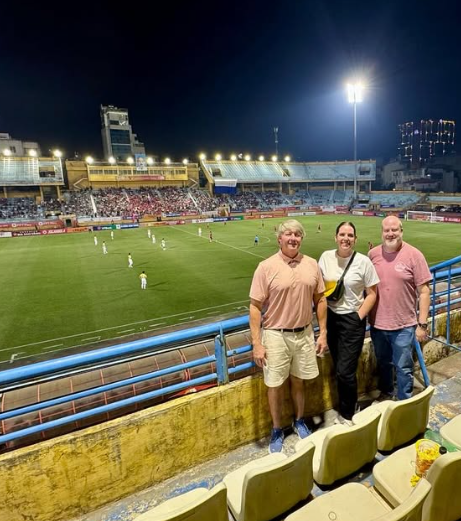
110 230 114 240
198 227 202 237
161 238 166 250
152 234 156 244
209 231 213 243
139 271 147 289
254 235 259 246
128 253 133 268
102 241 108 255
94 235 98 246
148 228 151 239
316 224 322 233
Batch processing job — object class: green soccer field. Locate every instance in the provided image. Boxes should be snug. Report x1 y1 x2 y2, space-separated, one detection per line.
0 215 459 366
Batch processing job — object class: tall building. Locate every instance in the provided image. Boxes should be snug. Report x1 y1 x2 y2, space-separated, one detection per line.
0 133 41 156
100 105 145 161
398 119 455 165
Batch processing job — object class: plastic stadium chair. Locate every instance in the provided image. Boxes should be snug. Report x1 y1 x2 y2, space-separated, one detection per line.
285 478 431 521
353 386 435 451
134 483 227 521
295 409 381 485
373 444 461 521
439 414 461 450
223 441 315 521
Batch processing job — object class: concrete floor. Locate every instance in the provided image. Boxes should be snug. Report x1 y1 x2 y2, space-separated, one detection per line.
72 352 461 521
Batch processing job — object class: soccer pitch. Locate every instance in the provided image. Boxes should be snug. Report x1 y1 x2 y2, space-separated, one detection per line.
0 215 459 366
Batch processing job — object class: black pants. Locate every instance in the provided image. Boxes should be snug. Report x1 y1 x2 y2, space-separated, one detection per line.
327 308 367 420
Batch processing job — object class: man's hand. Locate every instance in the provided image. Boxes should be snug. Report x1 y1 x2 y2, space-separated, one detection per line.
415 326 428 343
316 331 328 356
252 342 267 368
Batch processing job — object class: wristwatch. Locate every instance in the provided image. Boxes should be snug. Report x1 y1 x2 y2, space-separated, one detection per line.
417 323 428 330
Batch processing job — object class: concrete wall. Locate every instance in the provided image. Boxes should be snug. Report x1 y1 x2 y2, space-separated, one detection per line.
0 310 458 521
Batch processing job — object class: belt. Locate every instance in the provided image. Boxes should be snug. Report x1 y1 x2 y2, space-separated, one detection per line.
271 325 308 333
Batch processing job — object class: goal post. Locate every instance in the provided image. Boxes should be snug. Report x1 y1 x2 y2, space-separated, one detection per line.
406 210 442 223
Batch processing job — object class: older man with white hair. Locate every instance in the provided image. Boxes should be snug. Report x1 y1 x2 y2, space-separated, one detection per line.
250 219 327 453
368 215 432 401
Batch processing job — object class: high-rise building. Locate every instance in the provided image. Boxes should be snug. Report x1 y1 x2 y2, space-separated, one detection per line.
398 119 455 165
100 105 145 161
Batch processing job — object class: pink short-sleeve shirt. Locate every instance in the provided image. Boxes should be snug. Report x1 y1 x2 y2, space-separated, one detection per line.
368 242 432 330
250 251 325 329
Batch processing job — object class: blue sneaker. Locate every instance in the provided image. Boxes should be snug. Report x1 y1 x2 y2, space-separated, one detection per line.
293 418 312 439
269 428 284 453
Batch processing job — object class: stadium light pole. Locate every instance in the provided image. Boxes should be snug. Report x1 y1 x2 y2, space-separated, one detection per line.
347 82 364 199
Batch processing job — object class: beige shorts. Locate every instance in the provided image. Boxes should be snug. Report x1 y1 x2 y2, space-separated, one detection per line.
262 325 319 387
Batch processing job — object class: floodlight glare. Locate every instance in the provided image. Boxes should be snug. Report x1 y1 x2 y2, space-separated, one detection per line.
164 157 171 164
127 157 134 164
199 153 206 160
284 155 291 162
347 82 364 103
230 154 237 161
3 149 12 156
28 149 38 157
182 158 189 165
244 154 251 161
53 149 62 158
271 155 278 162
258 155 265 161
108 156 116 164
146 157 154 165
85 156 94 164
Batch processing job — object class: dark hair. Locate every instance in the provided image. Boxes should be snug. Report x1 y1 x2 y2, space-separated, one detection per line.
335 221 357 236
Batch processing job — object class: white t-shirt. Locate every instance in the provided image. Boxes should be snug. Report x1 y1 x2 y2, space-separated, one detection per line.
318 250 380 314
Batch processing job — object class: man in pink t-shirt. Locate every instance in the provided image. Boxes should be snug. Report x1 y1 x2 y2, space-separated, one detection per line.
368 216 432 400
249 219 327 453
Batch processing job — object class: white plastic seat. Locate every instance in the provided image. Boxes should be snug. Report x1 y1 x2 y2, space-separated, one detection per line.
285 478 431 521
373 444 461 521
296 409 381 485
353 386 434 451
439 414 461 450
223 441 314 521
134 483 227 521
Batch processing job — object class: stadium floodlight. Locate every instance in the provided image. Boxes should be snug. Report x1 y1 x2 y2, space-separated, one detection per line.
215 153 222 161
244 154 251 161
108 156 116 164
271 155 278 162
346 81 365 199
258 155 265 161
146 157 154 165
284 155 291 162
85 156 94 164
53 149 63 158
126 157 134 164
182 158 189 165
164 157 171 164
230 154 237 161
199 153 206 160
28 149 38 157
2 148 12 156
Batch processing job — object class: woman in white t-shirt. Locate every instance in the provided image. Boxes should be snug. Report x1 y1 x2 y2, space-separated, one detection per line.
318 221 379 425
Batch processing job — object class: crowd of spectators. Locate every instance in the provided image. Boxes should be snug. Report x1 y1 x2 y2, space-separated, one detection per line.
0 197 39 220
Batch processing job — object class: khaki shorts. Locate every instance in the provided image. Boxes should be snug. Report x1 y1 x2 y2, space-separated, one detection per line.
262 325 319 387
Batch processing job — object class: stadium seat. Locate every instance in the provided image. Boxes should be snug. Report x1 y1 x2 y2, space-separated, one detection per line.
439 414 461 450
285 478 431 521
353 386 434 451
373 445 461 521
223 441 315 521
295 409 381 485
134 483 228 521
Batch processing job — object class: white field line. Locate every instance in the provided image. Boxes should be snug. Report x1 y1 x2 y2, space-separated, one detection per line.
0 300 249 353
43 344 64 350
117 328 136 334
171 226 267 259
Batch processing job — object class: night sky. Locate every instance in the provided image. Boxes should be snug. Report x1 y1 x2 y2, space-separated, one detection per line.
0 0 459 162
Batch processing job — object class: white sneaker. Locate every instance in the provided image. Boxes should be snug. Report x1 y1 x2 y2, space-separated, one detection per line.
334 414 354 427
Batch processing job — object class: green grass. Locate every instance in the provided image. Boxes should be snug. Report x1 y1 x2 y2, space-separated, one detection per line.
0 215 459 365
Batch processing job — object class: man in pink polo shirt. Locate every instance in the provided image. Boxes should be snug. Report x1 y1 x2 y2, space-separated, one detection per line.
368 215 432 401
250 219 327 453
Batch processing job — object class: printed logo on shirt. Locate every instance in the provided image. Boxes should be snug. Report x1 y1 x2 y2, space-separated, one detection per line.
395 262 408 272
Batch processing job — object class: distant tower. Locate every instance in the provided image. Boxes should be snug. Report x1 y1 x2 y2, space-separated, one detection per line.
100 105 145 161
273 127 279 157
398 119 455 165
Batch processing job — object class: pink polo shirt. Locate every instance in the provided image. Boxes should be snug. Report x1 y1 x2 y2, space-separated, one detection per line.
249 251 325 329
368 242 432 330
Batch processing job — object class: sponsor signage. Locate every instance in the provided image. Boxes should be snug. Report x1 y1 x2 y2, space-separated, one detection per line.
0 231 12 238
12 231 41 236
67 227 89 233
40 229 67 235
